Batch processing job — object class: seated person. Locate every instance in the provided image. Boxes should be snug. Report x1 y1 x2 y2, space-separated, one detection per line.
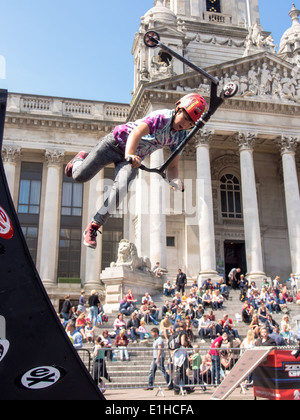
265 314 279 334
202 290 213 309
186 292 197 307
212 289 224 311
149 300 160 325
162 300 172 318
196 287 204 304
127 312 140 342
163 280 175 297
185 303 196 321
198 314 215 343
153 262 164 277
126 289 137 308
141 292 152 305
202 278 213 291
172 292 182 305
265 293 277 314
241 302 253 324
276 293 288 314
222 314 239 339
139 302 151 324
119 296 134 316
159 314 172 340
280 324 294 345
113 313 127 337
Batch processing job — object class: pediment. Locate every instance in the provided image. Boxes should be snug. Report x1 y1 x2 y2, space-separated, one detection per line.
139 51 300 107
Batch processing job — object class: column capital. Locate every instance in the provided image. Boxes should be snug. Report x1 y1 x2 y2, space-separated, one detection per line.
1 144 21 164
195 128 214 147
277 135 300 155
234 131 257 151
45 149 65 167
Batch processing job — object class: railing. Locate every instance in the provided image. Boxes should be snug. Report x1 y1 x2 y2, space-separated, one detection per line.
203 11 232 25
78 345 249 396
10 93 130 122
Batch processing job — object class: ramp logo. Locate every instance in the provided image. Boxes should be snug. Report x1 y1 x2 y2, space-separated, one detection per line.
17 366 67 390
0 206 13 240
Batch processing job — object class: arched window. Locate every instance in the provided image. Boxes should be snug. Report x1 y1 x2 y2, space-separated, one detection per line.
206 0 221 13
220 174 242 219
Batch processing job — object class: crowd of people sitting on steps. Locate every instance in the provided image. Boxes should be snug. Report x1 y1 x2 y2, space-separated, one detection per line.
57 267 300 390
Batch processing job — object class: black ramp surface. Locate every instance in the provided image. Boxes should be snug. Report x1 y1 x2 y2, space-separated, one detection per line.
0 89 104 400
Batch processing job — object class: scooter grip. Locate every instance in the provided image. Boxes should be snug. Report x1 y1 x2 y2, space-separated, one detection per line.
126 157 133 164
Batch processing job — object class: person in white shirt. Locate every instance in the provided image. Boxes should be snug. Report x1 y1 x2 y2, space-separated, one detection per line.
163 280 175 297
198 314 214 342
212 289 224 311
141 292 152 305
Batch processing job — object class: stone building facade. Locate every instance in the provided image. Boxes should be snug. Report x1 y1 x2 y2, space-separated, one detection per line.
2 0 300 306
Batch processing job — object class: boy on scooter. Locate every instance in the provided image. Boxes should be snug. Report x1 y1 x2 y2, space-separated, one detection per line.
65 93 208 249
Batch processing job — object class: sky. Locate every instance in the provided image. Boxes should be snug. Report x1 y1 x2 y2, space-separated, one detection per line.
0 0 296 104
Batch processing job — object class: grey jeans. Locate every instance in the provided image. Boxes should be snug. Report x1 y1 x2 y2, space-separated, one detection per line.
72 133 138 226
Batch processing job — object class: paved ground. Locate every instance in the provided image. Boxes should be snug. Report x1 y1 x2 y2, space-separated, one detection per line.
103 386 256 401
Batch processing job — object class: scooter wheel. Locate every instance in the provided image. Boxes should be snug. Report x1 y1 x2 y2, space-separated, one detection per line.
144 31 160 48
223 82 238 98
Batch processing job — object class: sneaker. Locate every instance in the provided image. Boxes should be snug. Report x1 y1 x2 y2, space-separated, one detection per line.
83 221 101 249
65 151 88 178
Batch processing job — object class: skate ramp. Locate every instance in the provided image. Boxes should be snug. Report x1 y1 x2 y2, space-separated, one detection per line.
0 89 104 400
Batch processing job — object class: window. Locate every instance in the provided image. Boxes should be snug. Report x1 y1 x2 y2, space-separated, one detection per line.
57 228 82 278
220 174 242 219
167 236 175 247
206 0 221 13
17 162 43 263
18 163 42 215
57 168 83 280
61 182 83 216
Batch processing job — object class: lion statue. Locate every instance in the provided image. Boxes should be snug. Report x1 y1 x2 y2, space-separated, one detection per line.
110 239 152 272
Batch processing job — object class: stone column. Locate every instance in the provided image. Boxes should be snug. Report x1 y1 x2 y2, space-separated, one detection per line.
134 161 150 259
235 132 265 281
2 145 21 202
196 129 218 284
83 170 103 291
278 136 300 276
149 149 167 269
39 149 64 286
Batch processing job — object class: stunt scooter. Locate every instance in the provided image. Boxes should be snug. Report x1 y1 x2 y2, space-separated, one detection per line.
127 31 238 189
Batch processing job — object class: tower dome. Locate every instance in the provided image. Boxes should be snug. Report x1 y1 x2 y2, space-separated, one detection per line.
144 0 177 26
278 3 300 61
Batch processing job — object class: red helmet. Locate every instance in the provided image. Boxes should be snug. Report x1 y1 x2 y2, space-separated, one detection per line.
176 93 208 123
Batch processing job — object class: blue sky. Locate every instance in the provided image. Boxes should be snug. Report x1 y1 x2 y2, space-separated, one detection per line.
0 0 296 103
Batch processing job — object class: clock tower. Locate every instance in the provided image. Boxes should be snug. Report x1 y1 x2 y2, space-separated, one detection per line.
132 0 262 94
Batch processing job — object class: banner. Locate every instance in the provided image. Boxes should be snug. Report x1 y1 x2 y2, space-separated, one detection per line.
253 349 300 400
0 89 104 400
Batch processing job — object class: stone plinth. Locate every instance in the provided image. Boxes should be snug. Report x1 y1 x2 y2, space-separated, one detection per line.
101 265 165 313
